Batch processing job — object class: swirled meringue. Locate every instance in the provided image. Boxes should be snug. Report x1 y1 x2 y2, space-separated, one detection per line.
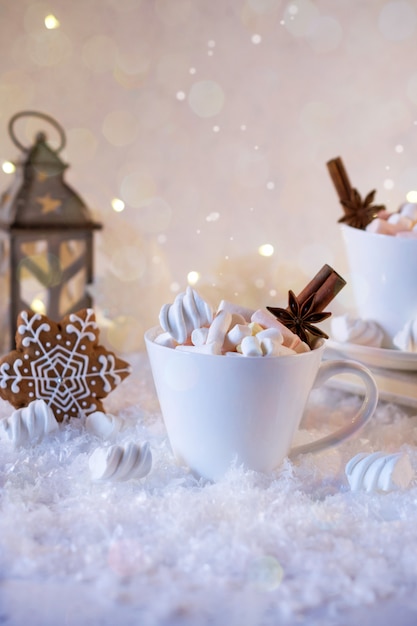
85 411 126 440
393 319 417 352
0 399 59 447
158 286 213 344
89 441 152 482
331 314 384 348
345 451 414 492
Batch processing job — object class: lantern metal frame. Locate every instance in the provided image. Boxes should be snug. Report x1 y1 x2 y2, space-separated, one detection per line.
0 111 102 349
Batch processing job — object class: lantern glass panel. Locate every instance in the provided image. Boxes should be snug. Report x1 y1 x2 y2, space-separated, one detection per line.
60 265 87 317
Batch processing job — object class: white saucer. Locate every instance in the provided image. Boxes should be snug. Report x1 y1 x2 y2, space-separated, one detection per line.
325 339 417 371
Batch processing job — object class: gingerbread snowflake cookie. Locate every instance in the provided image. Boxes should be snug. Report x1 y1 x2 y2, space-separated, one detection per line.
0 308 131 422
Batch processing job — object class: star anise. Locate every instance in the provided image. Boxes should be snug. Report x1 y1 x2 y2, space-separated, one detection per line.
338 188 385 230
267 291 331 348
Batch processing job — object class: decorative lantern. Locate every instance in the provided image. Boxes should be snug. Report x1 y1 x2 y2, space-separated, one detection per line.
0 111 102 349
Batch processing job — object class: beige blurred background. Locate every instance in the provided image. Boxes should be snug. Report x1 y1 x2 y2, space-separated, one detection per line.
0 0 416 351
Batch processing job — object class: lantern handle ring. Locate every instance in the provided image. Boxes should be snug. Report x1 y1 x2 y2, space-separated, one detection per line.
8 111 66 153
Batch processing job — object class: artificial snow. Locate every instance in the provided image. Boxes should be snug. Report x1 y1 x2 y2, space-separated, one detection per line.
1 353 417 626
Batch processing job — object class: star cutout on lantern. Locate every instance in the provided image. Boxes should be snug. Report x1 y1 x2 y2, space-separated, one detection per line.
36 193 62 214
36 170 49 183
0 308 131 422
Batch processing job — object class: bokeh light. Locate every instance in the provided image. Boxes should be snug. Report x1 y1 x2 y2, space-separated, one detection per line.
2 161 15 174
406 72 417 104
30 297 46 315
102 109 138 147
283 0 320 37
378 1 417 41
120 171 157 209
44 14 60 29
188 80 225 118
110 246 146 282
306 16 342 53
258 243 274 257
111 198 125 212
406 190 417 203
27 30 72 67
131 197 172 234
82 35 117 73
187 271 200 285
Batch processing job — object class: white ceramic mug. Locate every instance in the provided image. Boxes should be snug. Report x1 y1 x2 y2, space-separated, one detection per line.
145 327 378 481
341 224 417 347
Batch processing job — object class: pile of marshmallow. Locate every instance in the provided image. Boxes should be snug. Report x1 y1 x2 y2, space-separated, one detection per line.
366 202 417 237
155 287 311 357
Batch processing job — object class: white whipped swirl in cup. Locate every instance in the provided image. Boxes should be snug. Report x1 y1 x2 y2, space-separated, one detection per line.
158 286 213 344
331 314 383 348
393 319 417 352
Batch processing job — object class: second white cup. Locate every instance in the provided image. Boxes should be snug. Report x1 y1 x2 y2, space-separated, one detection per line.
341 224 417 347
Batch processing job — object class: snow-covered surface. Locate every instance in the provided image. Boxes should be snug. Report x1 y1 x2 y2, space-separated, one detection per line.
1 352 417 626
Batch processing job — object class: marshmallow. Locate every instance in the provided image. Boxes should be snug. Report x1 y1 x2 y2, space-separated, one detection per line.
238 331 293 357
251 309 301 349
176 343 222 355
387 213 413 231
366 218 399 236
191 327 209 346
155 332 177 348
238 335 264 356
399 202 417 222
217 299 255 322
224 323 252 352
206 310 233 346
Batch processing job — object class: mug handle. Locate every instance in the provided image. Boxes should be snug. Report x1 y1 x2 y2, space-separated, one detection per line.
289 359 378 459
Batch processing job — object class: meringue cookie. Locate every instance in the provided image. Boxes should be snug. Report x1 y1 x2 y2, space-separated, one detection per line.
85 411 125 440
393 319 417 352
89 441 152 482
0 399 59 448
158 287 213 344
331 314 384 348
345 451 414 493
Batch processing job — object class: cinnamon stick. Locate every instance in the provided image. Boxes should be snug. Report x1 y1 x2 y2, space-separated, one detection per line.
326 157 352 204
296 264 346 313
